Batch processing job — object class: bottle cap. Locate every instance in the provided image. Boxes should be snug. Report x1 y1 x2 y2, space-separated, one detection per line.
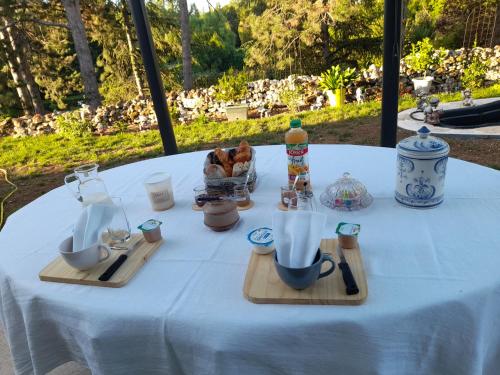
290 119 302 128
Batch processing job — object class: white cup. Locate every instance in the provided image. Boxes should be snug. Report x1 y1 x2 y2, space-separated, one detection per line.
144 172 175 211
59 236 110 271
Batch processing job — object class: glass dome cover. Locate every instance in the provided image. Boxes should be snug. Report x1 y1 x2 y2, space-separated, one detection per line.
320 172 373 211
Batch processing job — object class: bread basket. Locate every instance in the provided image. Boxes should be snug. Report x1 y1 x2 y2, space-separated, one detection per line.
203 147 257 194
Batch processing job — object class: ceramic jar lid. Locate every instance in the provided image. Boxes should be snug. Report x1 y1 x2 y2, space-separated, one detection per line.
397 126 449 159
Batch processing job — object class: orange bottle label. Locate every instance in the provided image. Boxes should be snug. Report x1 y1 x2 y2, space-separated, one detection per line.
287 143 309 183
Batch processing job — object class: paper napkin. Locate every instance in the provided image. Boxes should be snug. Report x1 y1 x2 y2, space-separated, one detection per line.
272 210 327 268
72 203 116 252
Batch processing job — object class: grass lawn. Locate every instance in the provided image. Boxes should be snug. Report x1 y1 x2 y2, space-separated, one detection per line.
1 84 499 226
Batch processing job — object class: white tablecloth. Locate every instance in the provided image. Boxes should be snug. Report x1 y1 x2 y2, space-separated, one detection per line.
1 145 500 375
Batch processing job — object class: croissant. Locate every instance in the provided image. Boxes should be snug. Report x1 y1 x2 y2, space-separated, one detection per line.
232 161 250 177
214 148 229 164
237 140 251 153
234 151 251 163
234 140 252 163
214 147 234 176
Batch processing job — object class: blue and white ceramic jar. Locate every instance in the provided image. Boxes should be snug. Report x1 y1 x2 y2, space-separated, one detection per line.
395 126 449 208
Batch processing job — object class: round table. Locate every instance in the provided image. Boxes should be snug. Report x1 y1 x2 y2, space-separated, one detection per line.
1 145 500 375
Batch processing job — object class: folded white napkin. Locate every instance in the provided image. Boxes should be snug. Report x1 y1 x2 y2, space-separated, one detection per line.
72 203 117 252
272 210 327 268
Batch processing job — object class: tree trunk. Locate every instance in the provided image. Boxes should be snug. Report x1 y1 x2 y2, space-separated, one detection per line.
0 21 32 114
121 0 144 97
179 0 193 90
61 0 101 110
4 24 45 114
320 1 332 68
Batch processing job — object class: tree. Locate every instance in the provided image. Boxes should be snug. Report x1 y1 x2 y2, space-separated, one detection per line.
0 1 46 115
0 21 32 114
3 21 45 114
190 9 243 74
121 0 144 97
61 0 101 110
243 0 384 77
179 0 193 90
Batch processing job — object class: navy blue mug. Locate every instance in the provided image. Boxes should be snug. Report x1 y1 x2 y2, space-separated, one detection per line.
274 249 335 290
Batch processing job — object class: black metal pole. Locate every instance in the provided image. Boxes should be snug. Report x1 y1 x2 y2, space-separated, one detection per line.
380 0 403 148
127 0 178 155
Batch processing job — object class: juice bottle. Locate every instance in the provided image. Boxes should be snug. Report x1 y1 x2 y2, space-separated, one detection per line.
285 118 310 192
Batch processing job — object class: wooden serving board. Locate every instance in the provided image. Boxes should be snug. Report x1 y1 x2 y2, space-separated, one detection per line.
39 234 163 288
243 238 368 305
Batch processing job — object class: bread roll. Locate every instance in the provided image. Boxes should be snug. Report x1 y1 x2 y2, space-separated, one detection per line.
205 164 227 179
232 161 250 177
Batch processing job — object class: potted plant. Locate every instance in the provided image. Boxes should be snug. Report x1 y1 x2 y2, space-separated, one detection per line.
215 68 249 121
405 38 445 95
319 65 356 108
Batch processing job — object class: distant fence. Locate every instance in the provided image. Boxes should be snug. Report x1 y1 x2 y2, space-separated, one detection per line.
463 3 498 48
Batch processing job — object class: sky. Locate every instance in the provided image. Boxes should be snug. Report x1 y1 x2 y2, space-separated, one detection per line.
188 0 231 12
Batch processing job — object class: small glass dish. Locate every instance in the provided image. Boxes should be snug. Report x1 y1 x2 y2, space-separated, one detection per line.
320 172 373 211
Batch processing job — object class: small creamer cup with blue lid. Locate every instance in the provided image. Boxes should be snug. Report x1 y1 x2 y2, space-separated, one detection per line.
247 227 275 254
138 219 163 243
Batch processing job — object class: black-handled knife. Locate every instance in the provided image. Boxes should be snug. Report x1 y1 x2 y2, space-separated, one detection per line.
98 239 143 282
337 245 359 295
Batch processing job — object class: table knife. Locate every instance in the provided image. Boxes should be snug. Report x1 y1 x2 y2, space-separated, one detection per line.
98 239 143 282
337 244 359 295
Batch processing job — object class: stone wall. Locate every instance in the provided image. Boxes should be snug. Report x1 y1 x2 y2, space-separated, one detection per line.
1 46 498 137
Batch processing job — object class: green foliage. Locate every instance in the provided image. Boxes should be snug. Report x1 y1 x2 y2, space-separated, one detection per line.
214 68 248 102
319 66 356 91
0 0 490 118
0 69 21 117
190 10 244 75
243 0 384 77
193 71 222 89
2 83 498 179
404 38 446 76
404 0 446 47
100 77 138 105
461 53 488 89
55 112 93 138
279 85 304 113
114 120 129 133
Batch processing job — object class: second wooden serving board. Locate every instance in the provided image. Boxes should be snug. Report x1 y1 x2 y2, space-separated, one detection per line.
243 238 368 305
39 234 163 288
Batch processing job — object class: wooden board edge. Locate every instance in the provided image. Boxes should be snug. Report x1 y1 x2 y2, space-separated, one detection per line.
244 296 366 305
111 239 164 287
242 255 254 300
38 239 164 288
243 237 369 306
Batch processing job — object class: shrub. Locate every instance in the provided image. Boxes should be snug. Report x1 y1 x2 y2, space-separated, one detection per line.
214 68 248 102
100 78 139 105
193 71 222 88
461 53 488 89
279 85 304 113
55 112 93 138
404 37 446 76
114 120 129 133
319 65 356 91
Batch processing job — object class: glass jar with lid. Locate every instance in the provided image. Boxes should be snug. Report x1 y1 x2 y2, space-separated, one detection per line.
320 172 372 211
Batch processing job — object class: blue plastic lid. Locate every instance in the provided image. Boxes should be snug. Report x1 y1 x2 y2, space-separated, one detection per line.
247 227 274 246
